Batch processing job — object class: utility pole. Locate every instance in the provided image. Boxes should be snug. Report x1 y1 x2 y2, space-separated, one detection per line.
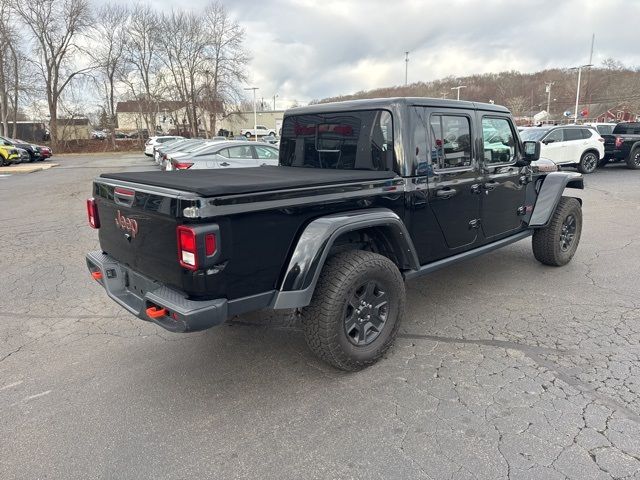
404 51 409 86
545 82 554 121
570 65 592 123
244 87 259 141
273 93 278 111
441 92 448 99
451 85 466 100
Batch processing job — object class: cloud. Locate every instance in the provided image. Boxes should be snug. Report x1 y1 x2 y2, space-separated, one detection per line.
147 0 640 106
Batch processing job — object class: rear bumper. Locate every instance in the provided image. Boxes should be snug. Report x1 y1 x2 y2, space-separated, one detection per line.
86 251 228 332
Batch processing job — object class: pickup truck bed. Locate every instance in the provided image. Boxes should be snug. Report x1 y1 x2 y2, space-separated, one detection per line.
101 166 397 197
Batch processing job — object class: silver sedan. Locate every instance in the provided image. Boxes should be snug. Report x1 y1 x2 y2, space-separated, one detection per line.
166 141 279 171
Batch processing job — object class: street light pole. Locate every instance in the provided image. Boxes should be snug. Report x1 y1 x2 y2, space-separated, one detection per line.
404 51 409 86
545 82 554 121
570 64 592 123
451 85 467 100
273 93 278 111
244 87 259 141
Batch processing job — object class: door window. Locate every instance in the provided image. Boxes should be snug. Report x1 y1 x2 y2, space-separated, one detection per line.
579 128 593 139
254 145 278 160
544 129 564 143
227 146 254 159
564 128 583 141
481 117 516 165
429 115 472 170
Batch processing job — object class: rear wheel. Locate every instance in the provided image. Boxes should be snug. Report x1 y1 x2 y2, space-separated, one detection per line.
301 250 405 371
532 196 582 266
577 151 598 174
245 132 252 138
626 148 640 170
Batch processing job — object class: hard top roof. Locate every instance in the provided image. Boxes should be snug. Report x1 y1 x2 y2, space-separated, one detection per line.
286 97 510 116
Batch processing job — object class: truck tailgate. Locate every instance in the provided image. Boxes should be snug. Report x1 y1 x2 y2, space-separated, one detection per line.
93 181 187 293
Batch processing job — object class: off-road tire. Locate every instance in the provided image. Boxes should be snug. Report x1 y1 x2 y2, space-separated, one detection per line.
577 151 598 174
532 196 582 266
301 250 405 371
626 147 640 170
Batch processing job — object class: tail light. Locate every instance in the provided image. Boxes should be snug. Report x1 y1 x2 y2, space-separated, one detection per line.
173 161 193 170
176 226 218 270
177 226 197 269
86 198 100 228
615 137 624 148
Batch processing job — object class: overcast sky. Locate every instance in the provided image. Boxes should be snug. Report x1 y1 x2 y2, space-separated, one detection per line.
151 0 640 108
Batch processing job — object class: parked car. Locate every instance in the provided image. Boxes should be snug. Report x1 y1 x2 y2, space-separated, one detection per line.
91 130 107 140
211 136 227 141
156 139 204 166
584 122 617 136
260 134 279 145
86 97 584 371
601 122 640 169
153 138 190 163
240 124 276 138
15 147 29 163
167 141 279 170
0 142 20 166
144 135 184 156
37 145 52 160
232 135 249 141
519 125 604 173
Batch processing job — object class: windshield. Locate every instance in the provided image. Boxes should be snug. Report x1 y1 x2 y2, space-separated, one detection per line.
519 128 551 141
595 125 614 135
279 109 395 170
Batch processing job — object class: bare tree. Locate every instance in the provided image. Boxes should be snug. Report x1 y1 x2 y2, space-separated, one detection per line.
90 2 129 147
123 4 163 135
0 3 22 137
14 0 93 145
159 10 208 137
203 2 249 133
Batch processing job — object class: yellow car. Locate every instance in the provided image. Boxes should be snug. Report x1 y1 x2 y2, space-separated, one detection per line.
0 141 20 166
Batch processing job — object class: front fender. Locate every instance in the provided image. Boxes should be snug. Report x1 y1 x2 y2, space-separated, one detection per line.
528 172 583 228
272 208 418 309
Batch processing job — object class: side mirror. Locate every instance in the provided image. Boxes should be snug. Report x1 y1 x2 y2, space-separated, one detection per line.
522 140 540 162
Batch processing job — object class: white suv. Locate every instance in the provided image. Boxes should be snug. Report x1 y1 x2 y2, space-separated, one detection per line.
520 126 604 174
144 136 184 156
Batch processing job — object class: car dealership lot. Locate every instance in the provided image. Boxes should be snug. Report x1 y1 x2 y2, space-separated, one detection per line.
1 153 640 479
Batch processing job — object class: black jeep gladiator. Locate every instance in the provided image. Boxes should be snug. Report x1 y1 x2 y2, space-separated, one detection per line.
86 98 584 371
602 122 640 169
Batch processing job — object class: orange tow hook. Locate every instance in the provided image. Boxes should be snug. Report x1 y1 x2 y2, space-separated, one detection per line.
91 271 103 280
146 306 167 319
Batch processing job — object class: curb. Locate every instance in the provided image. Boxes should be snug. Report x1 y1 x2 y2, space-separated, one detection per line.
0 163 59 174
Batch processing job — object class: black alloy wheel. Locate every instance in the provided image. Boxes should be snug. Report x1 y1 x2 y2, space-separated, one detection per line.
578 151 598 174
559 214 577 252
344 280 389 346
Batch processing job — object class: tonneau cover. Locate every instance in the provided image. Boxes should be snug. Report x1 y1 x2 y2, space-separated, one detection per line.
100 166 397 197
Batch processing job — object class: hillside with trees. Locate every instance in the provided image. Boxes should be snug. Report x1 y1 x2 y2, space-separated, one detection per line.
313 60 640 123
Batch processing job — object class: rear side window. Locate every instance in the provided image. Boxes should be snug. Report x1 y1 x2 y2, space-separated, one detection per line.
227 146 254 159
254 145 278 160
279 109 394 170
430 114 472 170
564 129 583 141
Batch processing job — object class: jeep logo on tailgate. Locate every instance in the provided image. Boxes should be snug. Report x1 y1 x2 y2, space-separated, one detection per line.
115 210 138 238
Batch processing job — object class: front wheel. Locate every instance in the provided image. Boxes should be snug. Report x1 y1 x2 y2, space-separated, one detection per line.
301 250 405 371
532 196 582 266
626 148 640 170
577 151 598 174
245 132 252 138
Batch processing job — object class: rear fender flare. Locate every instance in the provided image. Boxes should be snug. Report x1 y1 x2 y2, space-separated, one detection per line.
272 208 419 309
528 172 584 228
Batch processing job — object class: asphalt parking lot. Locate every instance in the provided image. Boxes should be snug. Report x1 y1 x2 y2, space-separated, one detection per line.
1 153 640 479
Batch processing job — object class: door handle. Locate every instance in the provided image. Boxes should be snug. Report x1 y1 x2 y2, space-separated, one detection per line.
483 181 499 191
220 162 230 166
436 188 457 199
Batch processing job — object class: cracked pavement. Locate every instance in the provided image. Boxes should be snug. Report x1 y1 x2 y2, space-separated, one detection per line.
1 154 640 479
